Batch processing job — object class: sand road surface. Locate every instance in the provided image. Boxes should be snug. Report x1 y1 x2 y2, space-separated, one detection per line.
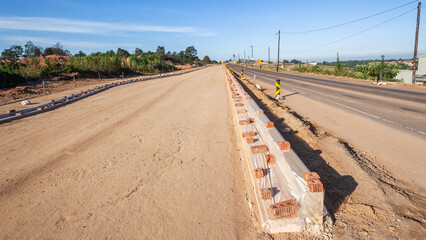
0 66 257 239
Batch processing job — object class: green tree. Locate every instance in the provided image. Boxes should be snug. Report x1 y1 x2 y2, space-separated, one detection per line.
117 48 130 58
380 55 385 81
335 52 343 75
184 46 198 63
201 55 211 64
74 51 86 57
1 45 24 60
355 61 400 80
105 50 115 57
44 42 70 56
134 48 144 56
155 46 165 58
24 41 43 57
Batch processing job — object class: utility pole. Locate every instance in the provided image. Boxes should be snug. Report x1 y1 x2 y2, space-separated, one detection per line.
250 45 253 67
244 50 246 66
268 47 270 65
412 1 421 84
276 30 280 72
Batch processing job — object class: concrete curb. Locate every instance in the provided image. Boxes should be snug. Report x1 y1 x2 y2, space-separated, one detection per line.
224 64 325 233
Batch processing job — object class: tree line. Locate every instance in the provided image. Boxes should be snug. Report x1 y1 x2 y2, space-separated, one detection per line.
289 53 402 81
0 41 215 88
240 53 404 81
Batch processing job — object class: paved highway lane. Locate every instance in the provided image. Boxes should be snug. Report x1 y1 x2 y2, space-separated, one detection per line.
232 65 426 136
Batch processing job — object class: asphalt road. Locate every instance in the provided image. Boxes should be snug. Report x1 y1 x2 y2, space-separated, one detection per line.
232 65 426 137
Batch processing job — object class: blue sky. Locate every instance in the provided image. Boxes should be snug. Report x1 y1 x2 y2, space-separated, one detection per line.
0 0 424 61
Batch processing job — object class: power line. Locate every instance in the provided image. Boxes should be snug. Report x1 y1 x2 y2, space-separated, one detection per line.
285 7 417 54
254 34 277 48
283 0 418 34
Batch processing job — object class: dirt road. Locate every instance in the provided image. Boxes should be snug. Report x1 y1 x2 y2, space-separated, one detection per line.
0 66 258 239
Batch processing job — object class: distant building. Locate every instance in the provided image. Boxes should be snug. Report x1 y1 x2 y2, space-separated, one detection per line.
395 56 426 85
308 61 317 66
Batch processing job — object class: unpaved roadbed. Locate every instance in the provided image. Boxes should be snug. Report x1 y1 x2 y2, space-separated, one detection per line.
0 66 259 239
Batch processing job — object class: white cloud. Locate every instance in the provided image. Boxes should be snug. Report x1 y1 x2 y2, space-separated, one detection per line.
0 17 200 34
189 32 218 37
3 36 137 49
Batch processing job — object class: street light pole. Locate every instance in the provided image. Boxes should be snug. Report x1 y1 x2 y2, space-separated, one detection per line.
276 30 280 72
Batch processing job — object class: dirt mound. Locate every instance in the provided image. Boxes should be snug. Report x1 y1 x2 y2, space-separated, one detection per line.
174 64 194 70
8 86 31 94
0 58 15 64
17 55 71 66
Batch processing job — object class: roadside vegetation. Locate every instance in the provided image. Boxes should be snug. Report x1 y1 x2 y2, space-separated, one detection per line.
0 41 216 88
240 52 410 82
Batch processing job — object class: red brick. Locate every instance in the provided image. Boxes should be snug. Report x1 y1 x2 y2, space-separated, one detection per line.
242 131 255 138
244 92 248 95
269 200 298 218
266 122 274 128
246 96 251 100
261 188 273 200
278 141 291 151
251 145 268 154
246 137 254 144
239 120 251 125
303 172 320 181
7 109 15 113
254 168 265 178
265 154 275 164
235 103 244 107
307 179 324 192
51 100 55 102
248 118 255 123
236 109 246 114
